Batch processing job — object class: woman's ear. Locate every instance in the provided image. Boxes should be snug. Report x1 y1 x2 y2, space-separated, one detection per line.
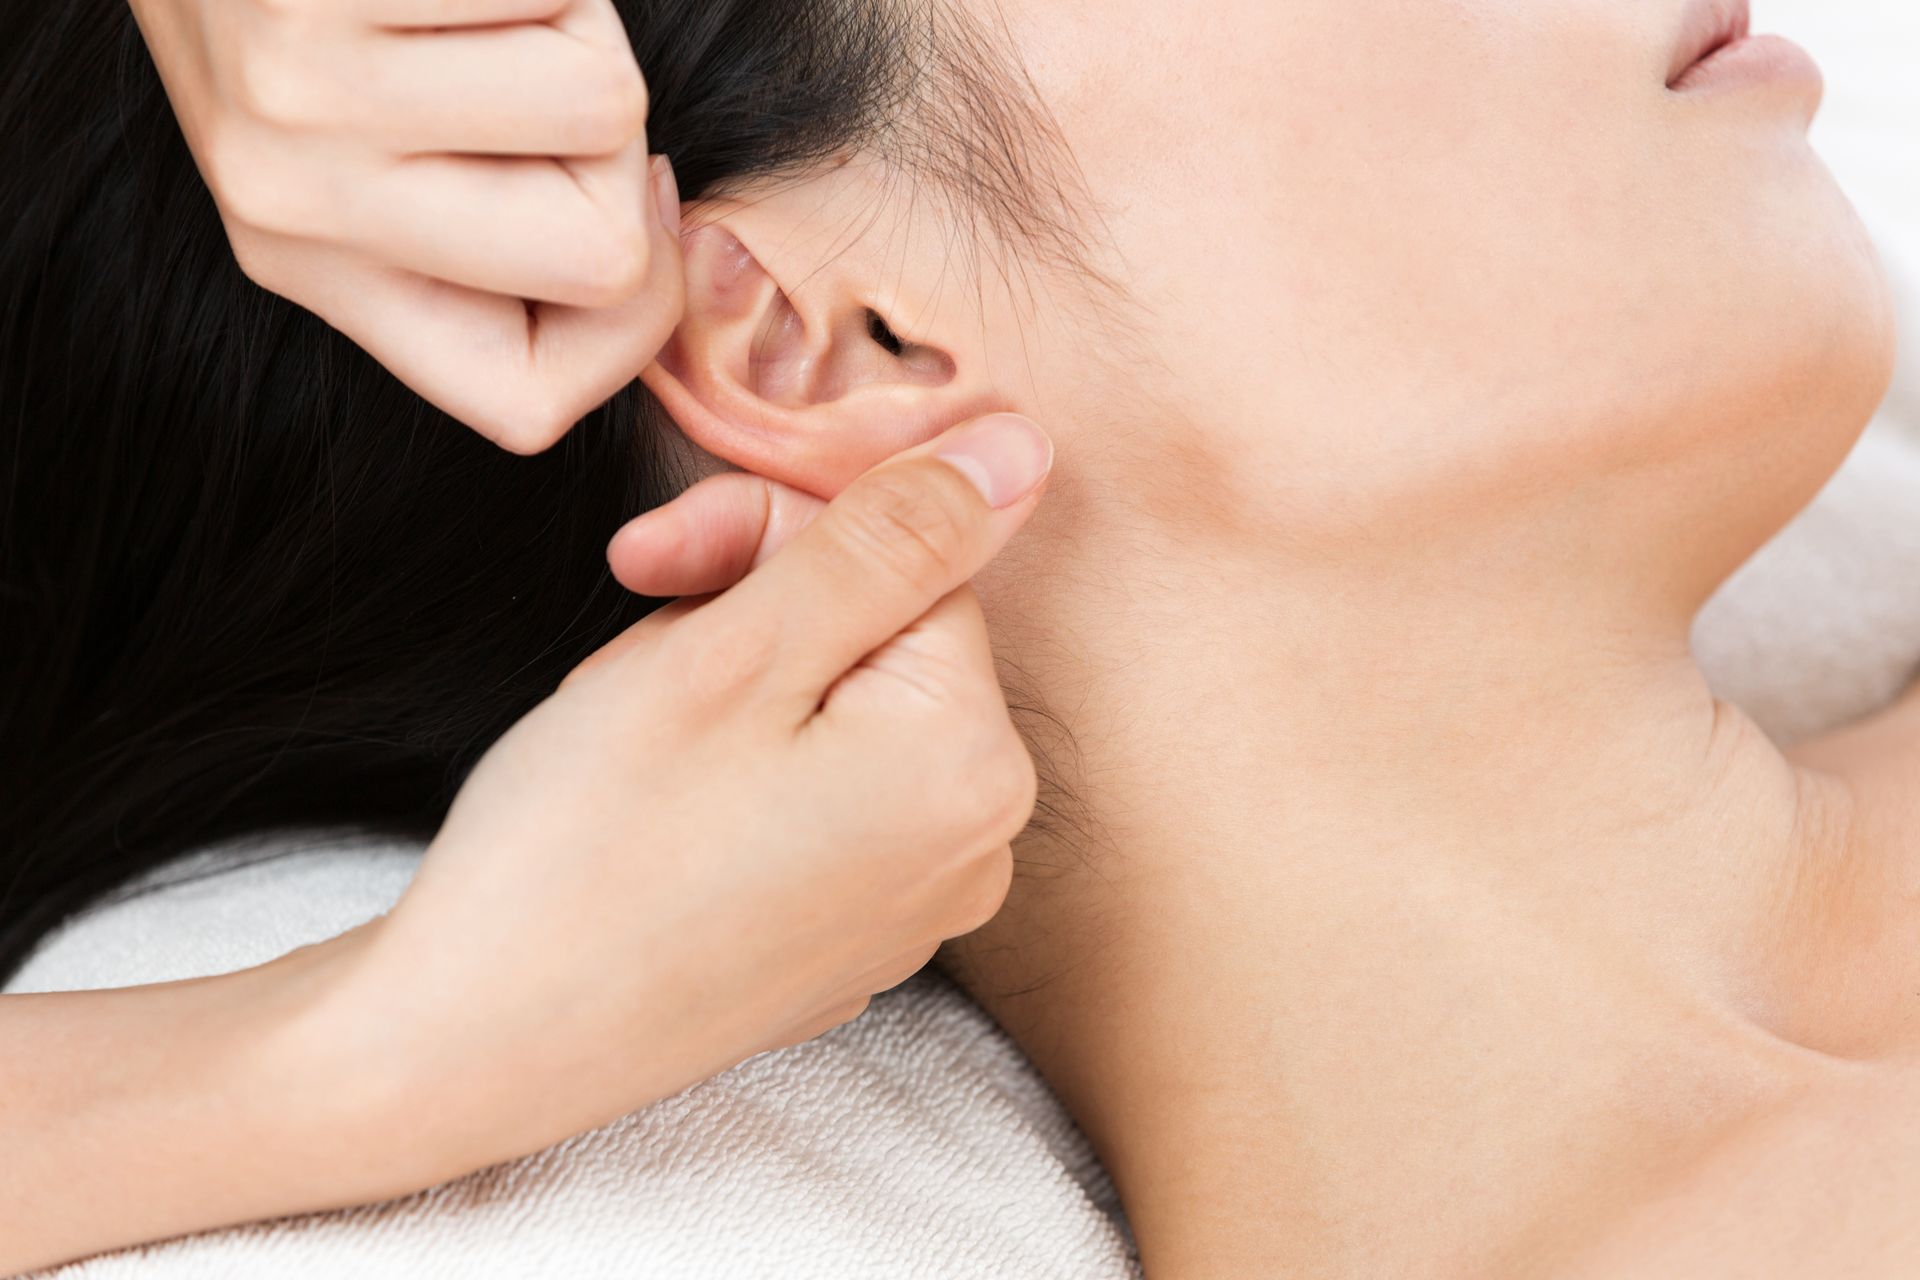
642 217 996 497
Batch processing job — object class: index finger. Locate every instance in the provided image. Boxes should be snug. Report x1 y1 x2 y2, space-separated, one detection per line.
605 471 827 599
679 413 1052 711
270 188 683 453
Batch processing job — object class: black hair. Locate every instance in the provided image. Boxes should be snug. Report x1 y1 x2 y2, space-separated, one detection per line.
0 0 1074 980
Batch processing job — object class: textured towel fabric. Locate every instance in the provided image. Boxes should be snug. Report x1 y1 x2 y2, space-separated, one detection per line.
13 23 1920 1277
11 837 1137 1279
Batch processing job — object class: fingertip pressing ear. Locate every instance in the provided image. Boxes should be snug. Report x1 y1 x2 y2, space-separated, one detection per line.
641 220 989 497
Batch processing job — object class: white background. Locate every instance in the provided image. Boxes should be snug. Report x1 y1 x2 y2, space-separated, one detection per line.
1759 1 1919 233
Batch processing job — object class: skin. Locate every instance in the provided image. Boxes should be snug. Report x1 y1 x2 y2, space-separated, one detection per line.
629 0 1908 1273
0 416 1050 1273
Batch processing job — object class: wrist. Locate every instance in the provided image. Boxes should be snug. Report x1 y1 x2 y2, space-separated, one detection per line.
268 909 619 1192
0 919 445 1272
245 917 494 1201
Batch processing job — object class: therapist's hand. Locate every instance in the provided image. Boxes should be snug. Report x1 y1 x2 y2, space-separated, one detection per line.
127 0 679 452
328 414 1052 1181
605 470 833 601
0 417 1048 1275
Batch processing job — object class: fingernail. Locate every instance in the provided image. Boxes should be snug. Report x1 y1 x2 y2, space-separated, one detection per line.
935 414 1053 509
651 154 681 237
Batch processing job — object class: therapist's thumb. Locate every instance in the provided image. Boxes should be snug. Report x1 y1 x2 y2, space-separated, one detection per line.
683 413 1053 699
611 414 1050 601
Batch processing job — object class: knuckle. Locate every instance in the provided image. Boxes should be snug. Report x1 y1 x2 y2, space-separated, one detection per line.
628 63 652 126
198 125 249 199
470 373 589 454
215 168 288 235
558 222 651 305
945 725 1038 837
497 394 579 455
835 467 976 589
481 419 549 457
989 738 1042 832
824 995 870 1030
567 60 650 153
874 948 937 993
224 229 281 291
233 49 323 129
204 134 309 236
950 846 1014 935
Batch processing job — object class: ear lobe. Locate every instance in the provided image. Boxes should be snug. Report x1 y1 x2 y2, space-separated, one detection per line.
642 223 978 497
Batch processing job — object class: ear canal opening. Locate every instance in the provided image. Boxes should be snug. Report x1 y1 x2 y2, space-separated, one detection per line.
866 309 906 357
860 308 957 386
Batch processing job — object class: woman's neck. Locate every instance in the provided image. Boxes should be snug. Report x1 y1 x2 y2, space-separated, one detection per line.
951 507 1857 1277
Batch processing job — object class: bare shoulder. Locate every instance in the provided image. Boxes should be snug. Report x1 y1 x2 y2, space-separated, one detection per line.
1562 1066 1920 1279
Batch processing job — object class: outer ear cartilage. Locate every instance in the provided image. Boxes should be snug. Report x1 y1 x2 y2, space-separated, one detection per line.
748 290 813 406
685 226 775 318
641 202 980 494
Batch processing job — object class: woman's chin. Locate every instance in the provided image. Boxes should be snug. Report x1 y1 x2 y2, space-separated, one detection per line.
1794 205 1898 443
1746 249 1895 526
1717 172 1897 468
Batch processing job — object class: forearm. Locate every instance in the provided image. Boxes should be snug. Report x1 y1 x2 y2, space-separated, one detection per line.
0 922 438 1274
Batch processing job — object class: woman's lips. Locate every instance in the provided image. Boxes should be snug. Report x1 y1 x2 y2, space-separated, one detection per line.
1668 31 1823 97
1668 0 1751 87
1665 0 1820 102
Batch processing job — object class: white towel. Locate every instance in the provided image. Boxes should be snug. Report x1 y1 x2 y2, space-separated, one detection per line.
12 833 1138 1279
16 12 1920 1270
